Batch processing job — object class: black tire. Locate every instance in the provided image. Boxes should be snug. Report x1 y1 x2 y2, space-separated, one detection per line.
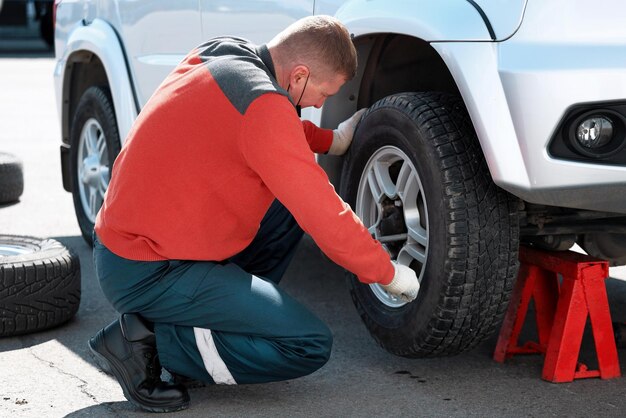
339 92 521 357
0 235 81 337
0 152 24 204
70 86 121 245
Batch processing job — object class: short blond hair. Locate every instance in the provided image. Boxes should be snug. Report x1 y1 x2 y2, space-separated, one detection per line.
271 15 357 80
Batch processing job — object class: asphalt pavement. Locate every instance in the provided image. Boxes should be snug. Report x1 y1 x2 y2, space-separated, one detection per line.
2 38 626 418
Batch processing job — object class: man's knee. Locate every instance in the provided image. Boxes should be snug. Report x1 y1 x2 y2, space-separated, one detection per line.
300 324 333 376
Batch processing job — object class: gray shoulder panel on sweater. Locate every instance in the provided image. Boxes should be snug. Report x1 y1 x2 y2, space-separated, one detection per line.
197 37 292 115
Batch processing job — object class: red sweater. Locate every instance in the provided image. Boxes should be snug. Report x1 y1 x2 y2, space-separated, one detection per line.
95 38 393 285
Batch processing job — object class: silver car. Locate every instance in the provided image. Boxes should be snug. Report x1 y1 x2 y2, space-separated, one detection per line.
53 0 626 357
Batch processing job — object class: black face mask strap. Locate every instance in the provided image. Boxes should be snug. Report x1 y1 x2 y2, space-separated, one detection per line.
289 73 309 117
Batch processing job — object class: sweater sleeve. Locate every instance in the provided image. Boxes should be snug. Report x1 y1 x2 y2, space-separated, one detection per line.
239 94 393 284
302 120 333 154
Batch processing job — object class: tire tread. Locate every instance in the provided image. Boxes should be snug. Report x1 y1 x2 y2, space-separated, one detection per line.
0 236 81 337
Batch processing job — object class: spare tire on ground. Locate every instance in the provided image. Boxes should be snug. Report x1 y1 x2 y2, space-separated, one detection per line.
0 235 81 337
0 152 24 204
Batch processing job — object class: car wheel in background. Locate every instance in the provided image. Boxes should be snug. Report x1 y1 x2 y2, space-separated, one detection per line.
0 152 24 204
339 92 521 357
0 235 81 337
70 86 121 245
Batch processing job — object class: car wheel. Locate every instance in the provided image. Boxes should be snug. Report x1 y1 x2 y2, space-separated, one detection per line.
0 152 24 204
70 86 121 245
0 235 81 337
339 92 521 357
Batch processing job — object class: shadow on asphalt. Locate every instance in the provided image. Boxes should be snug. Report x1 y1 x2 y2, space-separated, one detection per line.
63 402 141 417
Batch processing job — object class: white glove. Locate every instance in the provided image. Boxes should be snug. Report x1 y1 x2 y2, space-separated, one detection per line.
381 262 420 303
329 108 367 155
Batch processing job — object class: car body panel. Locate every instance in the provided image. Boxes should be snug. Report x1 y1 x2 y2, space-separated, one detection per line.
473 0 526 40
115 0 202 108
333 0 493 41
318 0 527 41
435 0 626 212
200 0 313 44
328 0 626 213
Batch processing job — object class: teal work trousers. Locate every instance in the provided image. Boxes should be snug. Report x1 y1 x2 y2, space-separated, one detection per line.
93 200 332 384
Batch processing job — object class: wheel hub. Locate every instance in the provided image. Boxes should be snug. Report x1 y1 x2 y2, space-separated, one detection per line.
356 145 429 308
82 154 103 188
378 199 407 259
77 118 110 223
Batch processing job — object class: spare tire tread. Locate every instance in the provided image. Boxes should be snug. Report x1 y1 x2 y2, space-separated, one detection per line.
0 236 81 337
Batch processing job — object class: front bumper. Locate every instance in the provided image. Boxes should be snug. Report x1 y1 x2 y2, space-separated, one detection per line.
496 40 626 213
433 0 626 213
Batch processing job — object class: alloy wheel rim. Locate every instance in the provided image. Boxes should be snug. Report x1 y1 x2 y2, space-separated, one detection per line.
0 244 32 256
77 118 110 223
356 146 428 308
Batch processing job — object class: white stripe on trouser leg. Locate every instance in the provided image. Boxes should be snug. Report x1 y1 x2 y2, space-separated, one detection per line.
193 327 237 385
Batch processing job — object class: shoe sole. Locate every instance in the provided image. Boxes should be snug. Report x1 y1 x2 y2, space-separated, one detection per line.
88 335 190 413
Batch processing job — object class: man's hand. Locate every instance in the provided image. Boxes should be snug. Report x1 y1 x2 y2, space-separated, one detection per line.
329 108 367 155
381 262 420 303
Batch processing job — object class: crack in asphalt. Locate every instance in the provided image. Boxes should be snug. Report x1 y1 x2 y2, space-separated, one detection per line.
28 348 125 417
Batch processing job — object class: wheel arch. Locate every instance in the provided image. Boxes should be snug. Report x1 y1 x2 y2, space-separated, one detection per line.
58 19 138 150
319 32 464 188
319 0 493 133
57 18 138 192
317 1 530 194
319 36 529 198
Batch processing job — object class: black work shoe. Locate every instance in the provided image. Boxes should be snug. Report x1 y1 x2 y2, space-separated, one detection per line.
88 314 190 413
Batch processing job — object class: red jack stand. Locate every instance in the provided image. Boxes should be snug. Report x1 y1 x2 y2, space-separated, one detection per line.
493 246 621 382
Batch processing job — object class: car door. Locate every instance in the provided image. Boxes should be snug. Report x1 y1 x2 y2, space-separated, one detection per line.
200 0 314 44
116 0 203 108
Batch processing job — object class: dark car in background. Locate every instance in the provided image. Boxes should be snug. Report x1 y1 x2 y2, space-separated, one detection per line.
0 0 54 47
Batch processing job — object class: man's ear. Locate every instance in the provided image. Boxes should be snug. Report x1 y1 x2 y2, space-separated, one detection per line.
290 64 309 84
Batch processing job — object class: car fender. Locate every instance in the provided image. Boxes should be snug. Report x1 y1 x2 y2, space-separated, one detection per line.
329 1 531 192
334 0 494 41
473 0 527 41
330 0 527 41
55 18 138 147
431 41 530 192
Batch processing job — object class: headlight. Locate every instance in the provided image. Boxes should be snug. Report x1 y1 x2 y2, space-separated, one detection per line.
576 116 613 148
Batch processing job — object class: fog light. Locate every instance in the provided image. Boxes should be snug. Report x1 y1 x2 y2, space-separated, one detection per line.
576 116 613 148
